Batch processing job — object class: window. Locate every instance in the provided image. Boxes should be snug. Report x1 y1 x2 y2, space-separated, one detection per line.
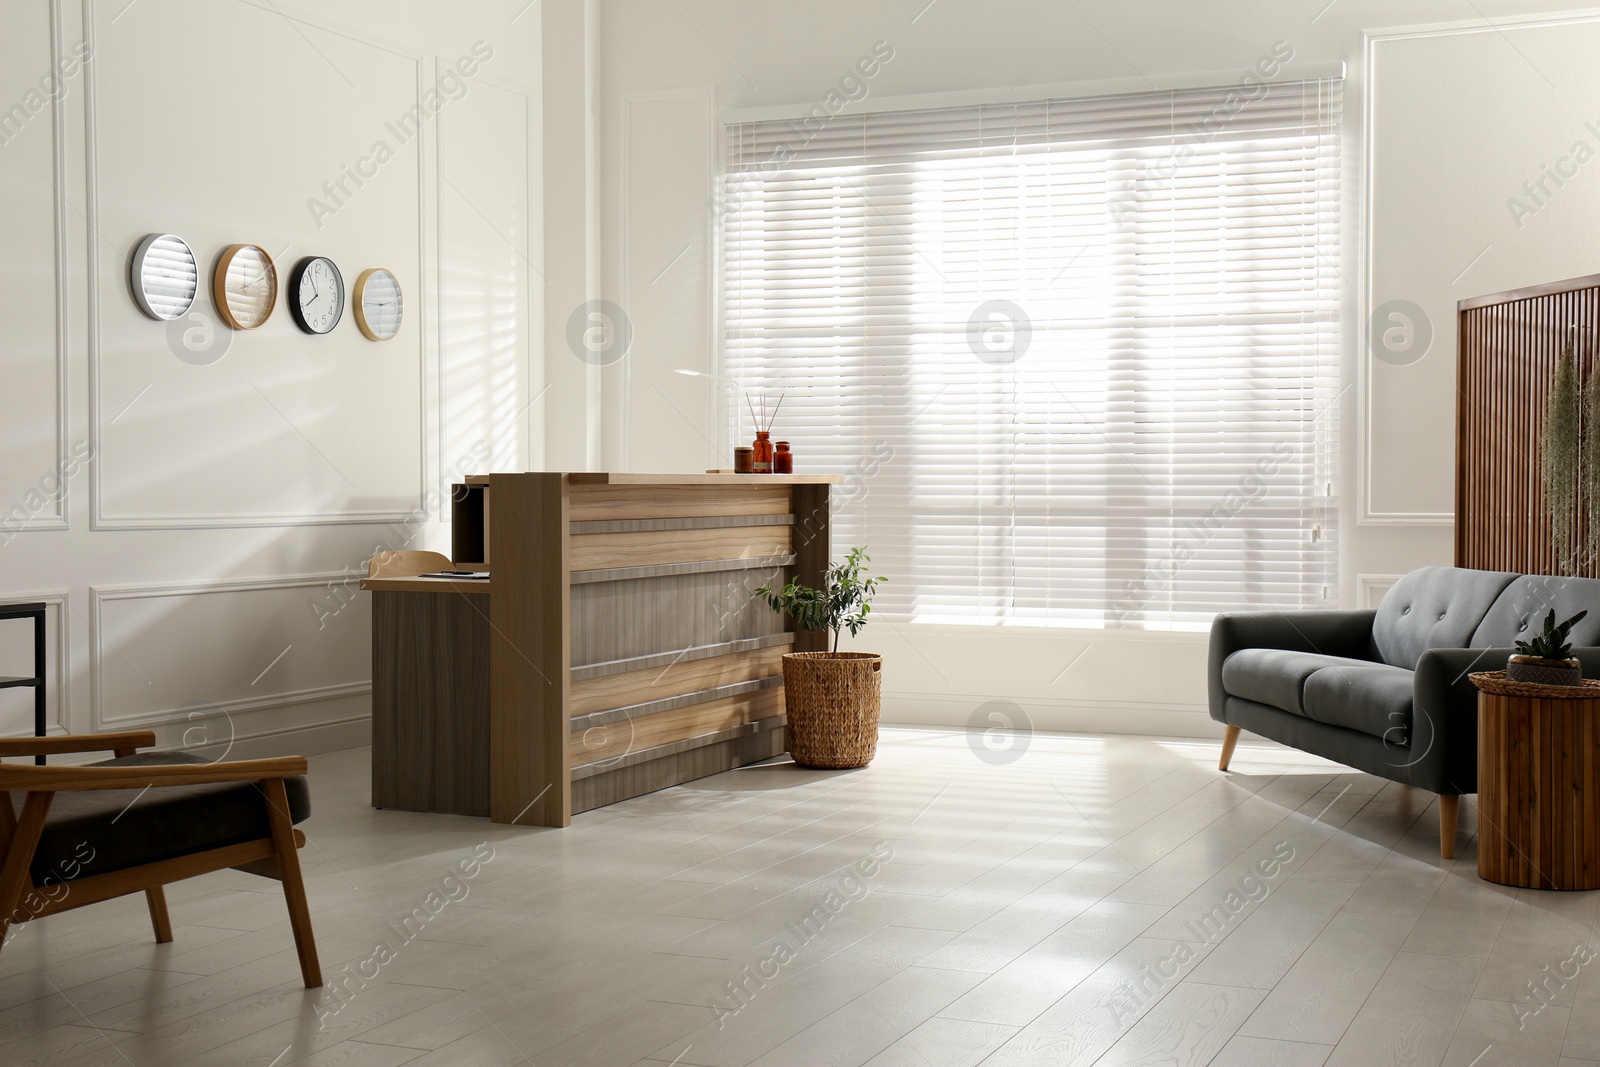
722 78 1342 631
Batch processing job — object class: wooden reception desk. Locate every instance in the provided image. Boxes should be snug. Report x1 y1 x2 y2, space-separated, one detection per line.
362 472 840 827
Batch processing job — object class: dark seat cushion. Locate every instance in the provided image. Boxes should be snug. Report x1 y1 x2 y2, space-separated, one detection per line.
1301 662 1414 744
15 751 311 886
1220 649 1381 716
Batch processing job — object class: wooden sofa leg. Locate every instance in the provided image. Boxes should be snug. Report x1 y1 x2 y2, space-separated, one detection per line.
145 886 173 943
1219 725 1241 772
1439 794 1459 860
262 778 322 988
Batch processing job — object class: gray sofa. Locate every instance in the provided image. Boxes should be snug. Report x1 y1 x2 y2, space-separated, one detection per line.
1209 565 1600 858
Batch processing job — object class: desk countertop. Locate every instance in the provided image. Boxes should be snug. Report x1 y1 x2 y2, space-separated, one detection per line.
463 472 843 487
360 576 491 594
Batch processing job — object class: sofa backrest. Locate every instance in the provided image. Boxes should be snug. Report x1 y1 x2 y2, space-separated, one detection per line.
1471 573 1600 649
1372 566 1517 669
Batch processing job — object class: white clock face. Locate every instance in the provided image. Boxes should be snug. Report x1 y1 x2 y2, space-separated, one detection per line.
357 268 402 341
217 245 276 330
132 234 199 321
295 257 344 335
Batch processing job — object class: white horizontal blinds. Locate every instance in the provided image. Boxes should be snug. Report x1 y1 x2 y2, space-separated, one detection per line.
723 78 1341 630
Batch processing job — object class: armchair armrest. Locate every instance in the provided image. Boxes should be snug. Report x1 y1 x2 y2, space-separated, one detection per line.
0 756 308 792
1209 609 1379 722
0 732 156 758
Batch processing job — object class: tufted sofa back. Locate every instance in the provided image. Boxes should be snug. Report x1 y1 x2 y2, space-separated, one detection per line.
1372 566 1600 669
1471 573 1600 649
1372 566 1517 669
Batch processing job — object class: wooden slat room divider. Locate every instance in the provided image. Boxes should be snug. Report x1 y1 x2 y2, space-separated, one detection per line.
1457 273 1600 575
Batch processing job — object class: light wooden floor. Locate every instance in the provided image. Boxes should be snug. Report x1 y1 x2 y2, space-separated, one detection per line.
1 727 1595 1066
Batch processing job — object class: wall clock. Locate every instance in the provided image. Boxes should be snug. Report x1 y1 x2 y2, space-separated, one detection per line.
289 256 344 335
353 268 403 341
131 233 199 321
212 244 277 330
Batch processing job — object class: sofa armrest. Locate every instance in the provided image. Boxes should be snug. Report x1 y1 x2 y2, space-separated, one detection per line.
1208 609 1379 722
1411 646 1600 794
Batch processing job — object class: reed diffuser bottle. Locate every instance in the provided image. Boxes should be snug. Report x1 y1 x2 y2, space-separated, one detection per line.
749 389 785 474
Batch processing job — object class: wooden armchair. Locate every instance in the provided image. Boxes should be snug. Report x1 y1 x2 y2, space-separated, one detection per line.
0 731 322 987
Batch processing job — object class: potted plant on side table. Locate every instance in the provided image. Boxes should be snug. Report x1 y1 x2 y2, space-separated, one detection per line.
757 548 886 769
1507 609 1588 687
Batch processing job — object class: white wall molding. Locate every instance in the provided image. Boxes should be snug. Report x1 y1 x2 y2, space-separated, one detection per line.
3 0 72 534
1360 8 1600 41
1358 28 1454 526
95 681 372 731
82 0 428 531
0 591 71 737
1357 572 1406 609
89 572 369 731
1357 11 1600 525
183 709 371 762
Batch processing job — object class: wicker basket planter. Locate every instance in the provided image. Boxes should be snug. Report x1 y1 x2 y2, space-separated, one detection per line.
782 652 882 769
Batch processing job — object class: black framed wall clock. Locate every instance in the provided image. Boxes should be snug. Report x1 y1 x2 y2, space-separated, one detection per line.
289 256 345 335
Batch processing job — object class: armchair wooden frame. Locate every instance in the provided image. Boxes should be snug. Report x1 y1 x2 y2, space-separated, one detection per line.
0 731 322 988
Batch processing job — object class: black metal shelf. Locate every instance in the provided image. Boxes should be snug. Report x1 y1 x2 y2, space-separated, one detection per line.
0 602 47 764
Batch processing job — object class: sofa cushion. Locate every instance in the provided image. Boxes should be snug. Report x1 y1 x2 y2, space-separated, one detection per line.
1471 574 1600 648
1221 649 1381 716
15 750 312 886
1301 662 1414 744
1372 566 1518 670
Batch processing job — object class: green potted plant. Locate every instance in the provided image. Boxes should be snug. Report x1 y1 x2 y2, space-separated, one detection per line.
1507 609 1588 687
757 548 886 769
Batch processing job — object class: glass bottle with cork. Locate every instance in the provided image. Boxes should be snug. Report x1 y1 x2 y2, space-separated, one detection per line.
750 391 784 474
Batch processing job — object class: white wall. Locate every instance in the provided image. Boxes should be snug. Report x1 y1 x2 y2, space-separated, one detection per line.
596 0 1600 738
0 0 544 756
9 0 1597 759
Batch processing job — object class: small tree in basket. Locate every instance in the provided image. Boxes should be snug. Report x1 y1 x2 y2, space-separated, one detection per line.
757 547 885 654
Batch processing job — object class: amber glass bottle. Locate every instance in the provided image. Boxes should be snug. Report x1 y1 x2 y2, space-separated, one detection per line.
752 431 773 473
773 441 793 474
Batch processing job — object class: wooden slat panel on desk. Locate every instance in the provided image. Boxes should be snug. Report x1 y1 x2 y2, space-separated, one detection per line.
570 525 792 572
571 687 784 767
573 633 792 680
571 567 789 665
571 723 786 812
568 483 791 522
569 643 789 717
489 472 571 827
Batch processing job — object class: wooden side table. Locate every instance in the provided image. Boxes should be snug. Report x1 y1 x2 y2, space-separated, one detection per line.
1471 671 1600 890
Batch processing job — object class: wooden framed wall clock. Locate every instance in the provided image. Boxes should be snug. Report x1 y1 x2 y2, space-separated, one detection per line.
353 268 403 341
212 244 277 330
